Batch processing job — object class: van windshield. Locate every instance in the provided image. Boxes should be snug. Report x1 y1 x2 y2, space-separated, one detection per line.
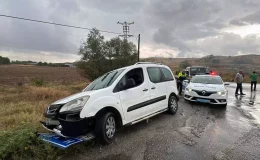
84 69 125 91
190 67 209 76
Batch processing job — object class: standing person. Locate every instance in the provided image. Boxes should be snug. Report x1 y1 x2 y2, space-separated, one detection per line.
234 71 246 95
177 70 186 95
250 71 258 91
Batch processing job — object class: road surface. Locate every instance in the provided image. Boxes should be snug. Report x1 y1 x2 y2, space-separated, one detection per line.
63 83 260 160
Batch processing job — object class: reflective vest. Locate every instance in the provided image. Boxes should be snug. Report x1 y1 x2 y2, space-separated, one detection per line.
178 72 186 78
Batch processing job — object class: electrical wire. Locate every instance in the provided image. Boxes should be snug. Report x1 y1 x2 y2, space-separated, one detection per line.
0 14 121 34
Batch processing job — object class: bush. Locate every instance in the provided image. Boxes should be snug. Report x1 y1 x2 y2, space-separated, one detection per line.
179 60 191 69
31 77 44 86
0 123 62 160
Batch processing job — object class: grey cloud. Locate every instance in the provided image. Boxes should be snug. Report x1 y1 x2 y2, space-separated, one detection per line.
230 10 260 26
146 0 220 28
83 0 145 14
1 0 260 62
194 33 260 56
153 27 190 52
0 0 82 54
203 19 227 29
148 0 222 56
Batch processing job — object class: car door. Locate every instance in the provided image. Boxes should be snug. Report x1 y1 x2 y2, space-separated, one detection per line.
161 67 178 97
146 67 167 112
116 67 151 122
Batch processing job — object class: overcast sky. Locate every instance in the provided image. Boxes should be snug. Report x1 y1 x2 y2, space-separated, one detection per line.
1 0 260 62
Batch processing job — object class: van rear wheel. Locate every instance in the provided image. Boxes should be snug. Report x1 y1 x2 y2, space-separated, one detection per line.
95 112 116 144
168 95 178 114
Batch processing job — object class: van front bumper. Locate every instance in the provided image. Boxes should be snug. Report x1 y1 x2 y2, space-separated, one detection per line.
42 113 94 137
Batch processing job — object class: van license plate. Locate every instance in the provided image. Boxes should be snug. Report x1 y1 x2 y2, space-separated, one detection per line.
196 98 210 103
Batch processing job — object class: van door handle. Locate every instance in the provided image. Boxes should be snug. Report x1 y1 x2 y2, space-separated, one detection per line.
151 87 156 89
143 88 148 91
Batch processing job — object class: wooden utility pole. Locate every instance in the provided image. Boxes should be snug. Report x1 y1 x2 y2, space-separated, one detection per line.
137 34 140 62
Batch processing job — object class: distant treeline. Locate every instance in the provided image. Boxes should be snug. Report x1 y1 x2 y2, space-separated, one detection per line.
0 56 11 64
6 59 75 67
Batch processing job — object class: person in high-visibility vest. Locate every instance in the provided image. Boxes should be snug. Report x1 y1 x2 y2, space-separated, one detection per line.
177 70 187 95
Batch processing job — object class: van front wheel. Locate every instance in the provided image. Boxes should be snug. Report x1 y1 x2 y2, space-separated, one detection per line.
95 112 116 144
168 95 178 115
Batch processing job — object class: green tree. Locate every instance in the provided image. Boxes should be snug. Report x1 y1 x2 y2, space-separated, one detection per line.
77 28 137 80
179 60 191 69
0 56 10 65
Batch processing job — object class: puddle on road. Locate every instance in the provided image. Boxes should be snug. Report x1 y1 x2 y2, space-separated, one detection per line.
226 83 260 126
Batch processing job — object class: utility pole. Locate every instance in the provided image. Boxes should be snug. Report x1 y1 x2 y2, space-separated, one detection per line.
137 34 140 62
117 21 134 40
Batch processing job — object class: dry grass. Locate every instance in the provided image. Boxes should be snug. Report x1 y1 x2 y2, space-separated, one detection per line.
0 65 87 86
0 83 88 131
0 65 89 159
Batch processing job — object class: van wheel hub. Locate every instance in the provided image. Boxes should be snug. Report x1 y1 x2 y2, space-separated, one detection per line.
106 117 115 138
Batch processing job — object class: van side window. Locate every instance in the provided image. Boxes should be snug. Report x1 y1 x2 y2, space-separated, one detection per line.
147 67 163 83
161 68 174 81
114 68 144 92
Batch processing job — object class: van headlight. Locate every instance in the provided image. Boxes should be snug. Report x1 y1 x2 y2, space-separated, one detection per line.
59 96 90 113
217 90 227 95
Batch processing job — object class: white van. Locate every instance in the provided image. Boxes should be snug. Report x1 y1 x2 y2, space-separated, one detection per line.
42 62 179 144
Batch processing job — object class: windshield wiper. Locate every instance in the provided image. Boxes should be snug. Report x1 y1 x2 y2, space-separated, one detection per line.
106 71 118 87
101 73 110 81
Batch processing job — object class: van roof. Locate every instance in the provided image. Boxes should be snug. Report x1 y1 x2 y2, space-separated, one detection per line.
115 62 168 71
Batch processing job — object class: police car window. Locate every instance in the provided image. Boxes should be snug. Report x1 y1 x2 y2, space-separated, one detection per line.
161 68 173 81
147 67 163 83
191 76 223 84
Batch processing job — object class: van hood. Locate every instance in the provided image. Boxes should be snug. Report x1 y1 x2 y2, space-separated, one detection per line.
52 90 95 105
187 83 225 92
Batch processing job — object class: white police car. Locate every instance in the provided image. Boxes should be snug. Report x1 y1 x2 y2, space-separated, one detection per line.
184 75 228 107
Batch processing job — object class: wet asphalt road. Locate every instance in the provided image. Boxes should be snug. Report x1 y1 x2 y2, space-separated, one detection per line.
64 83 260 160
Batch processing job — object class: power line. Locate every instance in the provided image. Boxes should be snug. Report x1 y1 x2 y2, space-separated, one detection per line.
0 14 121 34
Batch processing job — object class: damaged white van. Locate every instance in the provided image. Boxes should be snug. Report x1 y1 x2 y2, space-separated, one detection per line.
41 62 179 144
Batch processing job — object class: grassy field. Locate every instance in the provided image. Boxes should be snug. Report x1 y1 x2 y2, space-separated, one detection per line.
0 65 86 86
0 65 90 159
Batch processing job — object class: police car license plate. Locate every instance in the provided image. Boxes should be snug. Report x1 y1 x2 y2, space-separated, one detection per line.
196 98 210 103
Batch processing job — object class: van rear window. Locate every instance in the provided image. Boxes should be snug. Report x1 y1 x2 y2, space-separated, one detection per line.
190 67 208 76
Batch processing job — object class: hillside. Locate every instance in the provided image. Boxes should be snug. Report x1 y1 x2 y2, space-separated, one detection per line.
143 54 260 73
